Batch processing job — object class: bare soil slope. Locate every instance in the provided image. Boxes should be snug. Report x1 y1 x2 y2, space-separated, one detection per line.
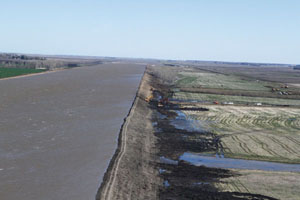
96 70 161 199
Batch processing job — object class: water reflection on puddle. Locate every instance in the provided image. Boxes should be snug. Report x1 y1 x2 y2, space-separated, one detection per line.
193 182 210 186
159 168 166 174
160 156 178 165
157 112 167 119
170 110 204 132
180 152 300 172
163 180 170 187
152 121 162 133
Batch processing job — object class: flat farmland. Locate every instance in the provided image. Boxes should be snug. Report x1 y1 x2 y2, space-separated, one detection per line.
175 71 271 91
183 106 300 163
215 169 300 200
174 92 300 106
147 65 300 199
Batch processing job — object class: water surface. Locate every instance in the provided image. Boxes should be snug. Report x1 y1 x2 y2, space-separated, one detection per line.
0 63 144 200
180 152 300 172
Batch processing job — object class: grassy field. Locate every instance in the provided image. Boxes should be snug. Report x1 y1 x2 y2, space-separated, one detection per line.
174 70 300 106
194 65 300 84
0 68 47 79
175 71 273 91
215 169 300 200
183 105 300 163
174 92 300 106
171 68 300 163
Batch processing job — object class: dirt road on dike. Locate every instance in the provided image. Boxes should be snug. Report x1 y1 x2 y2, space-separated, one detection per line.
0 63 145 200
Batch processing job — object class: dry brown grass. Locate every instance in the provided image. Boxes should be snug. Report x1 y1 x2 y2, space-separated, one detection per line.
216 169 300 200
147 65 179 85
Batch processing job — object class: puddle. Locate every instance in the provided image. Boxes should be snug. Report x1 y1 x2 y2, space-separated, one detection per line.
157 112 167 119
180 152 300 172
152 122 158 126
152 122 162 133
215 152 224 158
215 149 224 158
153 91 163 101
193 182 210 186
163 180 170 187
170 110 205 132
154 127 163 133
160 156 178 165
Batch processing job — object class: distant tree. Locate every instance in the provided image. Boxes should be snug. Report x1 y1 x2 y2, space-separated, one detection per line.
67 63 79 68
294 65 300 70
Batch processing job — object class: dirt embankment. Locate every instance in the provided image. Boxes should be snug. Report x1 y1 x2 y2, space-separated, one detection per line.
96 69 161 199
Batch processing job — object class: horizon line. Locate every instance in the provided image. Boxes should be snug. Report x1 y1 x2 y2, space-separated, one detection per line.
0 51 296 66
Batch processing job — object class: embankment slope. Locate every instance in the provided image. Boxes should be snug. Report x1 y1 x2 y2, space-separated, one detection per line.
96 69 160 199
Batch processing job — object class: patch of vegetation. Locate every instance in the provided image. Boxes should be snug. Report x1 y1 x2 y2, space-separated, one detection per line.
0 67 47 79
148 66 179 85
174 92 300 106
0 53 104 70
176 72 272 91
175 75 197 86
293 65 300 70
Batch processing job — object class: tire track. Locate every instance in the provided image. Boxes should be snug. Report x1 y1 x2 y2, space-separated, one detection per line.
269 136 298 154
249 136 281 157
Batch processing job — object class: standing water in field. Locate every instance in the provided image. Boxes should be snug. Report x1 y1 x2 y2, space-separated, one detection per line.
180 152 300 172
170 110 205 133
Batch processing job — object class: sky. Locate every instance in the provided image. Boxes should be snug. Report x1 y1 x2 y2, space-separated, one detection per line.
1 0 300 64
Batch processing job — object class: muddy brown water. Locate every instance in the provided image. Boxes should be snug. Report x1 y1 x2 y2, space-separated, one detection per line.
0 64 145 200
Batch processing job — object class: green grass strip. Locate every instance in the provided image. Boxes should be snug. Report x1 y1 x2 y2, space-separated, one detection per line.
0 68 47 79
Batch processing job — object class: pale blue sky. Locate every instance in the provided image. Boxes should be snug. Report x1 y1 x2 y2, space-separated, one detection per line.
1 0 300 64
